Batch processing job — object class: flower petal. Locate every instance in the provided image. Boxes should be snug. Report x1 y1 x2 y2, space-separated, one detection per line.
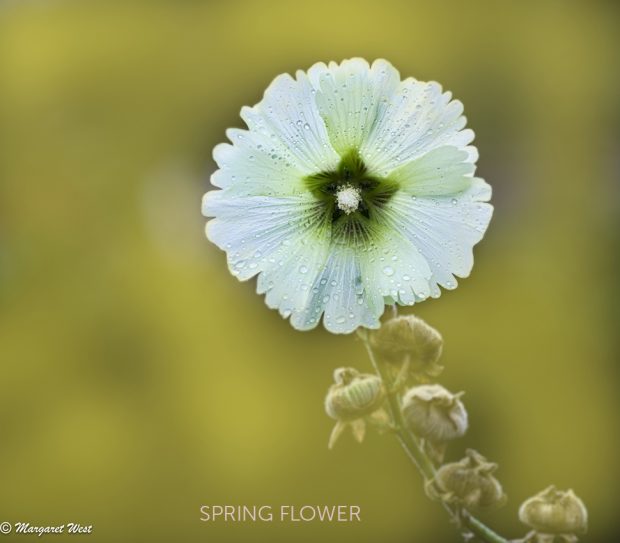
203 190 325 281
383 182 493 296
261 241 383 333
389 145 475 196
361 79 474 175
314 58 400 155
316 247 383 333
210 130 306 196
358 223 434 306
239 69 341 175
259 229 332 329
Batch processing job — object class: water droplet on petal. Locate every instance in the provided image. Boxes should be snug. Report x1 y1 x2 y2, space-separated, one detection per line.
383 266 395 277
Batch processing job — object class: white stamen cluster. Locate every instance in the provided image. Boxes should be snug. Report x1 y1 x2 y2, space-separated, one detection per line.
336 185 362 215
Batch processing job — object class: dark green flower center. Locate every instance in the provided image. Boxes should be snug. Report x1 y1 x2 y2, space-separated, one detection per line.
304 149 398 243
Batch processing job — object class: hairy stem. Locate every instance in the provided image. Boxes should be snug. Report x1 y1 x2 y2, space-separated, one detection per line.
357 330 508 543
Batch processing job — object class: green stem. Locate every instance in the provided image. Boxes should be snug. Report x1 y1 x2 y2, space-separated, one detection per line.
358 330 508 543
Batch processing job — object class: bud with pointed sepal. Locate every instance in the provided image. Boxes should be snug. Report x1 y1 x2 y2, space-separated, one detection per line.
325 367 387 449
429 449 506 510
519 486 587 537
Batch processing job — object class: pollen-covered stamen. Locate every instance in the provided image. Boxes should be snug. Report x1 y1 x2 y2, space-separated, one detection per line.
336 185 362 215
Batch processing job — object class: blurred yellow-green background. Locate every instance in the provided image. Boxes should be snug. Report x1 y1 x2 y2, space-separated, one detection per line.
1 1 619 541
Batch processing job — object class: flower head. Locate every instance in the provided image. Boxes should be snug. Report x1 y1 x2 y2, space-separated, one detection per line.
203 58 492 333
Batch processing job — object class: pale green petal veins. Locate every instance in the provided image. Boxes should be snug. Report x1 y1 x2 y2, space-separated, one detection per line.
314 58 400 155
383 184 493 295
360 79 474 176
239 71 340 174
204 192 326 281
211 131 306 196
359 222 434 305
390 146 475 196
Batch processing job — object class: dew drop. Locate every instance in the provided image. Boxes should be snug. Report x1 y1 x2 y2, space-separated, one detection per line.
382 266 395 277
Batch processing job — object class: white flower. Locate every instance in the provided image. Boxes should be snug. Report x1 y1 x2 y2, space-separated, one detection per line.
202 58 492 334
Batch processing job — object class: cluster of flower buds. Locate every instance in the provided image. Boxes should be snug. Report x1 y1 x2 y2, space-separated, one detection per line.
324 314 588 543
518 486 588 542
324 367 387 449
428 449 506 510
369 315 444 382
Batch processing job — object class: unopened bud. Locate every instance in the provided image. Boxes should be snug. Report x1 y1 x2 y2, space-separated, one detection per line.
401 384 467 442
432 449 506 510
369 315 443 379
519 486 588 535
324 367 387 449
325 367 385 421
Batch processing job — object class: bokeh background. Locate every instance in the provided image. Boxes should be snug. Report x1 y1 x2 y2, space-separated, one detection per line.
1 1 619 541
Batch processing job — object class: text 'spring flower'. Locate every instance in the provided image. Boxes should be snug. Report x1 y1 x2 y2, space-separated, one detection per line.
203 58 493 333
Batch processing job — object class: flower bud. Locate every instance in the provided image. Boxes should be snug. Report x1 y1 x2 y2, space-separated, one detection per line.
401 384 467 442
369 315 443 379
325 368 386 449
325 367 384 422
432 449 506 510
519 486 588 535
